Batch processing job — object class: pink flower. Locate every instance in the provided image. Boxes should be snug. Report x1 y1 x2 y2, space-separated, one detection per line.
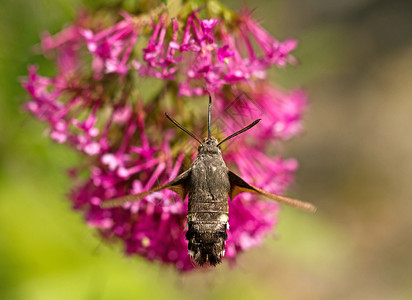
22 3 306 271
239 9 298 67
217 45 234 62
80 13 137 78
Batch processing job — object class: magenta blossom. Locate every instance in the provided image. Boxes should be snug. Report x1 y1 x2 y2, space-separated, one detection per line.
22 2 306 271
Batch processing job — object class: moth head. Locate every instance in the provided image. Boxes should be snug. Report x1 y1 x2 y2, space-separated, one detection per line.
198 137 220 154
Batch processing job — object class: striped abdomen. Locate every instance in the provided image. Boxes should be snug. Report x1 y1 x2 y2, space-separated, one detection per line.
186 195 229 266
185 152 230 266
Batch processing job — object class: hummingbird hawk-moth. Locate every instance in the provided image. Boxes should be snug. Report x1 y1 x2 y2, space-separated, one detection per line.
101 95 316 266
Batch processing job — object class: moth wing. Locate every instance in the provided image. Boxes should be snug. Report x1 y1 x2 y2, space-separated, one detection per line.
101 169 191 208
228 170 316 212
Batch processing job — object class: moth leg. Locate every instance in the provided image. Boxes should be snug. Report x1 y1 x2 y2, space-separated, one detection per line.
228 170 316 212
101 169 191 208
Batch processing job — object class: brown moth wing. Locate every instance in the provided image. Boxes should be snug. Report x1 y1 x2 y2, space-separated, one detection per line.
100 169 191 208
228 171 317 212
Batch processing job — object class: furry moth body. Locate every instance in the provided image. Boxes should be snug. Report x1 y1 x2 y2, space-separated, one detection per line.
101 96 316 266
186 136 230 265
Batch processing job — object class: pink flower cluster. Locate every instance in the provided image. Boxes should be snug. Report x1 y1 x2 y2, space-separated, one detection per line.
22 4 306 271
137 9 297 96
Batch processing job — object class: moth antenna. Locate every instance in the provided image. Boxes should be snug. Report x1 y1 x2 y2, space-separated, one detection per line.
165 113 202 144
208 94 212 140
217 119 261 146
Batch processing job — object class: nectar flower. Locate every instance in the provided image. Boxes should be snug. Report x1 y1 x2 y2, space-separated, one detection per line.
23 2 306 271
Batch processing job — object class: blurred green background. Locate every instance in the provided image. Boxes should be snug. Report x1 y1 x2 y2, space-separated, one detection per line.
1 0 412 299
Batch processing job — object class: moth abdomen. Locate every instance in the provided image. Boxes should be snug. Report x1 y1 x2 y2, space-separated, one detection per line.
186 218 228 266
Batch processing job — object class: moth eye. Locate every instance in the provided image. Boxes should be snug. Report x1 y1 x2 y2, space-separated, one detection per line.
206 140 213 145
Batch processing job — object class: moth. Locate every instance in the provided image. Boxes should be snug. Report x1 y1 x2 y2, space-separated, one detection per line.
101 95 316 266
